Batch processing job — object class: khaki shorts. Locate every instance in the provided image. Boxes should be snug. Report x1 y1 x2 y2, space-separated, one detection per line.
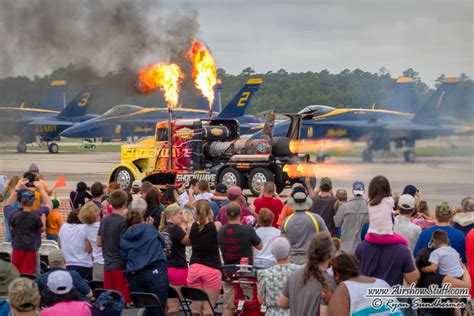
223 281 253 310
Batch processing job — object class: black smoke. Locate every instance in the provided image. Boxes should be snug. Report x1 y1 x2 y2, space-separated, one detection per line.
0 0 199 79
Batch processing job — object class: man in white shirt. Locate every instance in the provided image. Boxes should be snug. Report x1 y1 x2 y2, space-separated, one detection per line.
179 178 199 212
394 194 421 252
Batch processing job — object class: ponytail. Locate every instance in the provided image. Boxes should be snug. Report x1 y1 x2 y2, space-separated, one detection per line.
302 235 332 292
196 200 211 231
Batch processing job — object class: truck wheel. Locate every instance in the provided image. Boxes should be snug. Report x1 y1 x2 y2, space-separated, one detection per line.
273 166 286 194
218 167 243 188
114 167 135 191
404 150 416 163
248 168 275 197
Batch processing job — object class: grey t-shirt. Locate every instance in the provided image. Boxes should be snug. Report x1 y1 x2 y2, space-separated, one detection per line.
282 267 336 316
429 246 464 278
98 213 127 272
281 211 327 254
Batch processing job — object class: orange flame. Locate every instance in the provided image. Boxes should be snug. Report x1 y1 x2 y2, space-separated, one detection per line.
137 63 184 108
289 139 351 154
283 163 355 179
187 40 217 108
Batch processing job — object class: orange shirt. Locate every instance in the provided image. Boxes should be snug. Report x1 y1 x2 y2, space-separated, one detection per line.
46 209 63 235
277 204 295 227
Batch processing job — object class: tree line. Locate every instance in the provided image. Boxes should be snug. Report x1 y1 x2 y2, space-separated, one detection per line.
0 65 472 121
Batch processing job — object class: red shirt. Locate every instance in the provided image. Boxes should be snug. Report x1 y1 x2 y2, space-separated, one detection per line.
253 196 283 228
466 229 474 298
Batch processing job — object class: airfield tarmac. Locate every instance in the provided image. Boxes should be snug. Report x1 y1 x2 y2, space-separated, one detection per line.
0 150 472 209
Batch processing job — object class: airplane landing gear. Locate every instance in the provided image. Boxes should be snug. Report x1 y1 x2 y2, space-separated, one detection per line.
17 142 27 153
362 149 373 163
48 143 59 154
404 149 416 163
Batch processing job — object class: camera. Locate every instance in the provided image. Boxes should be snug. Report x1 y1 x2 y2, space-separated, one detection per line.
23 172 38 188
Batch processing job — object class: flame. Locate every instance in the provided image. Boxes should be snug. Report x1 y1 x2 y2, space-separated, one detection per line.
187 40 217 107
137 63 184 108
289 139 351 154
283 163 355 179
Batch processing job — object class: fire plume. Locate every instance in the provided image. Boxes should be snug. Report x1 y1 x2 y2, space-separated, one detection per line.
187 40 217 108
289 139 350 154
137 63 184 108
283 163 355 179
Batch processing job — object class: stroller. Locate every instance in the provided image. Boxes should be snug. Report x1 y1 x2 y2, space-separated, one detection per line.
221 261 266 316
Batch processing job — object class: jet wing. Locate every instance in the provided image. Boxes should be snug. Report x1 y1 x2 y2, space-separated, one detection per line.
26 119 76 126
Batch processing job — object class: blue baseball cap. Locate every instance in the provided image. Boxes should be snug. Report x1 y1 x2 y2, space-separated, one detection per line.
17 189 35 203
352 181 365 195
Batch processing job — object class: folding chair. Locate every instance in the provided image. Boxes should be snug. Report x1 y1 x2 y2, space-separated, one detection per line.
168 286 191 316
20 273 36 280
93 288 108 300
89 280 104 292
180 287 215 315
131 292 163 315
0 251 11 263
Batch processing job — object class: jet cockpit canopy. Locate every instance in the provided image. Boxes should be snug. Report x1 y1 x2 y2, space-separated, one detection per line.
298 105 336 116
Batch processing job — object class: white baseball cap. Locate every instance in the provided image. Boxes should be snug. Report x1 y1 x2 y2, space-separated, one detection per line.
47 270 73 295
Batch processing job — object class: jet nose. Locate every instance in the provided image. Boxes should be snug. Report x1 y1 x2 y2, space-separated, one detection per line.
60 122 93 138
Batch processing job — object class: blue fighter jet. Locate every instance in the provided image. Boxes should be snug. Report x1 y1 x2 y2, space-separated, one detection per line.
251 77 463 163
0 83 96 153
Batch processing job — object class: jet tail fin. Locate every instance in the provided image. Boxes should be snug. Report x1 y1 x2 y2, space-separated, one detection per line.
58 84 95 119
413 77 459 123
40 80 67 111
378 77 417 113
217 78 262 118
196 79 223 114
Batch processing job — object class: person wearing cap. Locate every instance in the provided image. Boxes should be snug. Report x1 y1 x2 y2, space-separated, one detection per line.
45 199 63 241
276 183 303 227
414 202 467 262
218 202 262 316
402 184 418 197
334 181 369 254
40 270 92 315
252 182 284 228
217 186 250 225
8 277 41 315
210 183 229 219
451 196 474 236
28 163 53 196
393 194 421 252
281 186 329 264
0 260 19 295
35 249 92 301
306 176 338 237
3 178 52 274
257 237 299 316
130 180 142 200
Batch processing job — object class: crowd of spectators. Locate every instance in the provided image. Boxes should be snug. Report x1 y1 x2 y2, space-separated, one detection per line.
0 162 473 316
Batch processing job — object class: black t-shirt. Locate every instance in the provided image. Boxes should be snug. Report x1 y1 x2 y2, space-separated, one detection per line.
189 222 221 269
218 224 261 266
144 205 163 230
11 211 43 251
98 213 127 272
311 195 338 236
417 273 455 316
164 223 187 269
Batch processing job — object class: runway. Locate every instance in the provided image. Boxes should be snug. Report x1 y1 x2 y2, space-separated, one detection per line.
1 151 472 209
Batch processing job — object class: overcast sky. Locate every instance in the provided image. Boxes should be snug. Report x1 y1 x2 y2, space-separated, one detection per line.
165 0 472 86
